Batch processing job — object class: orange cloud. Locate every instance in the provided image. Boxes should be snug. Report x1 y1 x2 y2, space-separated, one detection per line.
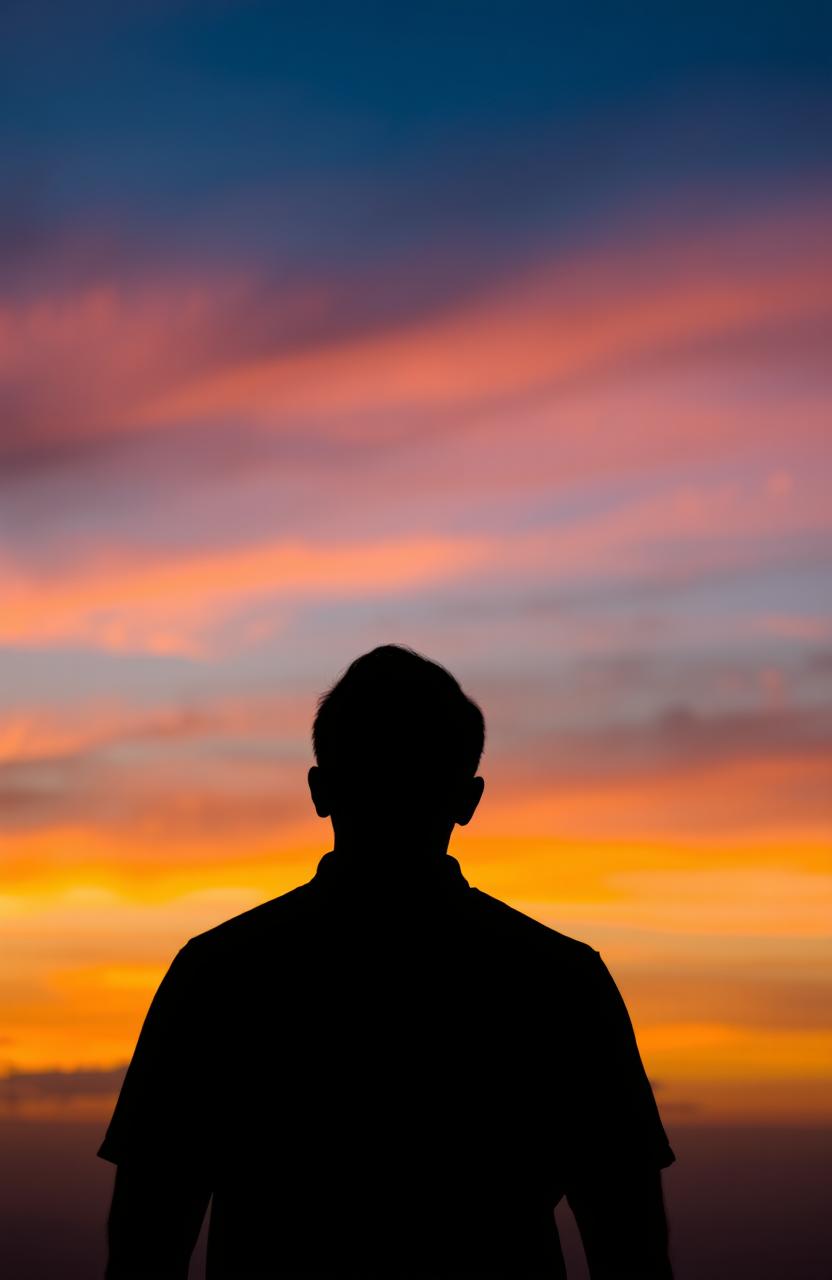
0 532 491 653
2 466 828 655
0 692 312 765
138 207 832 432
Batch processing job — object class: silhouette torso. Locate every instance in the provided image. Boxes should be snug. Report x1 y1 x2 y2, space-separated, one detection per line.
100 852 674 1277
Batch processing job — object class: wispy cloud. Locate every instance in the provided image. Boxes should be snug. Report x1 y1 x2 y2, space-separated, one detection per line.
2 199 829 481
0 532 491 653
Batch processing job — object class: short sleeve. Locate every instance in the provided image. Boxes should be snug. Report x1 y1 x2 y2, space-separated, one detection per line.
97 941 210 1169
562 950 675 1175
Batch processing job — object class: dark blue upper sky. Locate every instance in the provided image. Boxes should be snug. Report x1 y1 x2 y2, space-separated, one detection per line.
2 0 830 286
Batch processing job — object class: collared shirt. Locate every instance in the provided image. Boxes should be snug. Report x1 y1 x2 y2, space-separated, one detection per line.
99 851 674 1277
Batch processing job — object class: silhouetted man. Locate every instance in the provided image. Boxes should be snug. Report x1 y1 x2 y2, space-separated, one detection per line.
100 645 675 1278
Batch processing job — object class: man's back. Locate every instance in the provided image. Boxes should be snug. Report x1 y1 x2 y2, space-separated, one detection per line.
99 849 674 1277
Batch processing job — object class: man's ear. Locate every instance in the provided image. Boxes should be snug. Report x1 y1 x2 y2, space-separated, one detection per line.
308 765 331 819
453 775 485 827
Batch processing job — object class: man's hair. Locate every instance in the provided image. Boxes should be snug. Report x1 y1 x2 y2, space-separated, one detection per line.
312 645 485 780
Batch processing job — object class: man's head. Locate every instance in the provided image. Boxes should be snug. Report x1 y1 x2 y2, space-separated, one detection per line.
308 645 485 855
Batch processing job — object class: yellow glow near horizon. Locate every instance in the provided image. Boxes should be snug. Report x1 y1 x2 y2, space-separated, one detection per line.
2 813 829 1126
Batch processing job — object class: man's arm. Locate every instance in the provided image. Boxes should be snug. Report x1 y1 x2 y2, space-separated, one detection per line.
566 1166 673 1280
105 1161 210 1280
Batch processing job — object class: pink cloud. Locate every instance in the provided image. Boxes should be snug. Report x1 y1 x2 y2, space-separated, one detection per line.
136 204 832 433
2 197 829 477
0 466 828 655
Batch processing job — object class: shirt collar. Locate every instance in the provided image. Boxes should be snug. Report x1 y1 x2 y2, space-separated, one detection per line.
309 847 470 905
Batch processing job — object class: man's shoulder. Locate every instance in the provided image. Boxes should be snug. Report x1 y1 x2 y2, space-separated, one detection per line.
182 879 315 961
467 886 599 966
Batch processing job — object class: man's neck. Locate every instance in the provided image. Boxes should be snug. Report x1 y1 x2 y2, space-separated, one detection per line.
313 842 469 902
330 834 451 866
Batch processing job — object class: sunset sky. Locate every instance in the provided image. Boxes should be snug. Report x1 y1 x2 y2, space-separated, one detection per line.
1 0 830 1133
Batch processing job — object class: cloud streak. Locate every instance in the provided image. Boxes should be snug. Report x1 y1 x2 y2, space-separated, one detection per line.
2 199 829 478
